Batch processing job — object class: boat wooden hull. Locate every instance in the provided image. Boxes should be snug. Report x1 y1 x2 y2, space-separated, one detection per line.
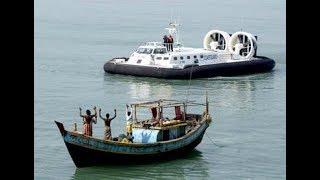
55 120 210 167
104 56 275 79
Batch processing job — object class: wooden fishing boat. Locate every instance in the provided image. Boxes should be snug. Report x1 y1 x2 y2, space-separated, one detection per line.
55 98 212 168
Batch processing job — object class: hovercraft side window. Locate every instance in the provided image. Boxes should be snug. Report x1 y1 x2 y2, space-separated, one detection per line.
154 48 167 54
174 57 177 60
136 48 153 54
180 56 184 60
156 57 162 60
137 59 142 64
164 57 169 60
200 54 203 58
187 56 190 59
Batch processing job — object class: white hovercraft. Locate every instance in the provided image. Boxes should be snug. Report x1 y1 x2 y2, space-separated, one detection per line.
104 22 275 79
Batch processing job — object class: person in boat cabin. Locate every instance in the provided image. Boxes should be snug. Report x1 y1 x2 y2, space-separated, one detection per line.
99 108 117 140
126 104 133 136
150 107 160 126
174 106 183 120
79 106 97 136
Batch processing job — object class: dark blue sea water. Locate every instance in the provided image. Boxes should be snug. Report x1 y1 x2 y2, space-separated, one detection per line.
35 0 286 179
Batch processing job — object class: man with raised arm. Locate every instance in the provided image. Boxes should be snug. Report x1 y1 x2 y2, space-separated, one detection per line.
79 106 97 136
99 108 117 140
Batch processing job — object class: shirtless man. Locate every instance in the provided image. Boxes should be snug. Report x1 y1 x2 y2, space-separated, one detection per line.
79 106 97 136
99 108 117 140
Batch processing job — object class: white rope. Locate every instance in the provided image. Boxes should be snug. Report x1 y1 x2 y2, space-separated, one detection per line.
205 132 224 148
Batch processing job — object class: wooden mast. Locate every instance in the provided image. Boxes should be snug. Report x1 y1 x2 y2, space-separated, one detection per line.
133 105 137 122
156 101 160 120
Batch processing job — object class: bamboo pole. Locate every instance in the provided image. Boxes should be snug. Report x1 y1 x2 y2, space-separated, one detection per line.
133 102 205 108
134 105 137 122
156 101 160 120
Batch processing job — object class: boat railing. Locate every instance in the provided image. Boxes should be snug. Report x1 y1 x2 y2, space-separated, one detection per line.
139 42 164 47
137 42 179 48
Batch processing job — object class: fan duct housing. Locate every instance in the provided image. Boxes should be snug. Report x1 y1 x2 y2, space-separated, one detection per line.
228 31 257 59
203 30 230 52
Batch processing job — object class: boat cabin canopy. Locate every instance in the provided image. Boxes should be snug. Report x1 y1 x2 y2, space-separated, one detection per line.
130 99 207 143
130 99 206 122
130 99 205 108
128 96 210 143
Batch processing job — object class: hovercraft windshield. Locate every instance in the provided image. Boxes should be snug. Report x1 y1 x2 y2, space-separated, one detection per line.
136 48 153 54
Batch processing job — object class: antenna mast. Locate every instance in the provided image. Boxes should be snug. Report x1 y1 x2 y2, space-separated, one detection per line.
166 21 181 46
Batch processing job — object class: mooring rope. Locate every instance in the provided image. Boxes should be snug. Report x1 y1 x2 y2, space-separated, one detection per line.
203 76 224 148
205 132 224 148
185 65 194 103
184 66 222 149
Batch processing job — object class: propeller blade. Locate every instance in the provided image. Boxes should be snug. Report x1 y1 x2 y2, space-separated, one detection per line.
210 34 214 40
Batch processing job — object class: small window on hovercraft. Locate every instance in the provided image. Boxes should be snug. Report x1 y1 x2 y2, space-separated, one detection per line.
174 57 177 60
164 57 169 60
154 48 167 54
156 57 162 60
194 55 197 59
200 55 203 58
145 48 153 54
187 56 190 59
180 56 184 60
136 48 153 54
137 59 142 64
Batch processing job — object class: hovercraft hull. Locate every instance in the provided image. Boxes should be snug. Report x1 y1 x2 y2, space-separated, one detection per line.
104 56 275 79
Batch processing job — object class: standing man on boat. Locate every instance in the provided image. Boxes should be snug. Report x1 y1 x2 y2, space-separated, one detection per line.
126 104 133 136
79 106 97 136
163 35 168 51
168 35 174 51
99 108 117 140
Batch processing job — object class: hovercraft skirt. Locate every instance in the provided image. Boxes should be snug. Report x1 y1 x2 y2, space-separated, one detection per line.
104 56 275 79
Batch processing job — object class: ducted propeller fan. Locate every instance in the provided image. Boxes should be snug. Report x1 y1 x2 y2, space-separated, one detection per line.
227 31 257 59
203 30 230 52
